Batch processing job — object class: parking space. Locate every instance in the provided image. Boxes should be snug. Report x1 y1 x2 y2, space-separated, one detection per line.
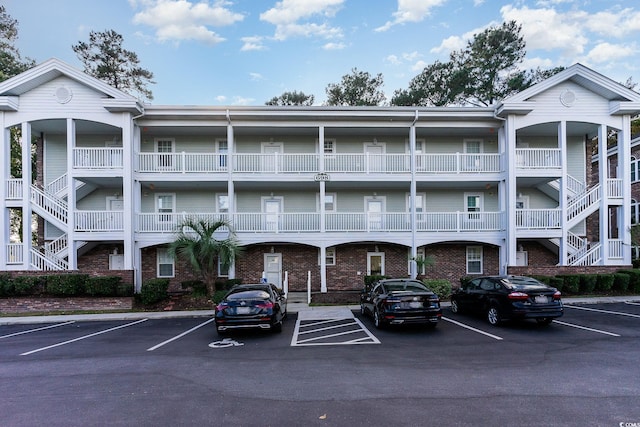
1 300 640 358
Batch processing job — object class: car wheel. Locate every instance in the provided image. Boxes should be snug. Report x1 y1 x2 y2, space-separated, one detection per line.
487 305 502 326
373 308 384 329
536 317 553 326
450 299 460 314
272 320 283 333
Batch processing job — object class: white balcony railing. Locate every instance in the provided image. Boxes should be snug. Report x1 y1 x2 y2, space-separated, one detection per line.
6 243 23 264
73 148 123 169
134 152 504 174
515 148 561 169
6 179 23 199
136 211 504 233
74 211 124 232
607 178 623 198
416 153 501 174
608 239 624 259
516 209 562 229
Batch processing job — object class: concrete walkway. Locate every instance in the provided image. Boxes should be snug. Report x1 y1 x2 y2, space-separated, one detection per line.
1 296 639 325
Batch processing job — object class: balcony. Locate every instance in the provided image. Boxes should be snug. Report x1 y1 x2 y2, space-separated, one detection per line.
74 148 123 169
136 211 505 234
515 148 561 171
516 209 561 229
74 211 124 232
5 179 23 200
134 152 506 175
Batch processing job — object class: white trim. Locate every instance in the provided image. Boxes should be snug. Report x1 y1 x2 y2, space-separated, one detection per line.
466 246 483 274
157 247 175 278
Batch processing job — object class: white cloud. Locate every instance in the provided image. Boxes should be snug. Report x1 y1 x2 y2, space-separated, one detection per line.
375 0 448 32
582 8 640 38
241 36 266 51
249 72 264 81
411 60 429 72
500 5 588 57
232 96 255 106
260 0 345 41
430 26 488 55
386 54 401 65
132 0 244 44
584 42 638 64
215 95 227 103
473 0 485 6
323 42 346 50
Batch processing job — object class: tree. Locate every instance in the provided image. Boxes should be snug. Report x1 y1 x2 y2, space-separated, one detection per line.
391 61 455 106
0 5 35 81
266 90 315 106
168 218 243 296
325 68 386 106
72 30 155 101
393 21 565 107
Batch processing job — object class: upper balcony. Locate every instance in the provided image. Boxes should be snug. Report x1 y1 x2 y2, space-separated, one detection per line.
73 147 124 173
134 152 503 177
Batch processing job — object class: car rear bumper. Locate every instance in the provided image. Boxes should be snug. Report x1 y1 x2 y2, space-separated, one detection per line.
509 308 564 320
215 317 275 331
384 309 442 325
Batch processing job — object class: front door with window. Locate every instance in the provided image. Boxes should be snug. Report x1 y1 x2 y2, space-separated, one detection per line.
366 198 384 230
264 197 282 232
264 253 282 288
262 143 283 172
364 143 385 172
367 252 384 276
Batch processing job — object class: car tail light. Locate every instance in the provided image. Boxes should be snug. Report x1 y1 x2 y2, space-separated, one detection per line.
256 301 274 309
215 302 229 312
508 292 529 301
553 291 562 300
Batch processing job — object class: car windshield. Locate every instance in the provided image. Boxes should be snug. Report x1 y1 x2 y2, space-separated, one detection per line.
384 281 428 293
227 290 270 300
501 276 548 290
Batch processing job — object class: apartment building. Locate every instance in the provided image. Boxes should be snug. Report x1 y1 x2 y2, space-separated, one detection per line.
1 59 639 294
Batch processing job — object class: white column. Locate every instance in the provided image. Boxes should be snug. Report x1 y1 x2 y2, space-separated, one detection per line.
409 122 417 278
21 122 32 267
558 121 568 265
134 242 142 293
505 116 517 269
598 124 608 265
320 246 327 293
122 114 134 269
619 116 632 265
497 127 507 274
0 125 9 268
226 120 236 279
66 118 77 270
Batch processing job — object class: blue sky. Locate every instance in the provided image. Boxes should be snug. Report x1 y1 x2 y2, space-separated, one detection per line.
5 0 640 105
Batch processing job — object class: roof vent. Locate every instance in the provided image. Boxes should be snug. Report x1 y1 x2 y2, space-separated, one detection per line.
559 89 576 107
55 86 73 104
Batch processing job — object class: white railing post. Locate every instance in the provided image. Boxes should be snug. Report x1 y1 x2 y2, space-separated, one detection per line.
307 270 311 304
283 271 288 297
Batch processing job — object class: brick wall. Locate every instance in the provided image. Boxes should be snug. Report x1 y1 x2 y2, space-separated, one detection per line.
424 243 500 285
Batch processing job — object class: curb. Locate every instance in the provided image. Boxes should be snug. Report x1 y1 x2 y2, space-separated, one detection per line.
2 296 640 325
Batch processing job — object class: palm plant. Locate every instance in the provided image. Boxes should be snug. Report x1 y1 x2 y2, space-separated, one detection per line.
168 218 242 296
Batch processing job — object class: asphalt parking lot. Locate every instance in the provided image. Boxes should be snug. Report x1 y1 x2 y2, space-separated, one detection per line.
2 301 640 426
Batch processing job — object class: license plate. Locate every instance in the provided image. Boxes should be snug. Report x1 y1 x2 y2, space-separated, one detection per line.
236 307 251 314
534 295 548 304
409 301 423 309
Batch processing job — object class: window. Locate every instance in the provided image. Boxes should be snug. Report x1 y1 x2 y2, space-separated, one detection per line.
323 193 336 212
631 156 638 183
464 139 483 153
216 139 228 168
218 258 229 277
216 193 229 213
155 138 174 169
632 199 639 225
323 139 336 154
157 248 174 278
466 246 483 274
465 193 483 221
407 193 425 213
156 194 175 223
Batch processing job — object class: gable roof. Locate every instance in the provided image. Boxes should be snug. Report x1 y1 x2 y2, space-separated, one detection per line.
496 63 640 117
0 58 143 113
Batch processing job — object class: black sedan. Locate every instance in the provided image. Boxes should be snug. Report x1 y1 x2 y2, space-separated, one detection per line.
450 275 563 326
215 283 287 334
360 279 442 329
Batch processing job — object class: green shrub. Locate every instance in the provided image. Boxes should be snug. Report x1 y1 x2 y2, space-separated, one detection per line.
13 276 43 296
613 273 630 292
85 276 122 296
139 279 169 305
423 279 452 300
558 275 580 294
580 275 598 293
45 274 88 296
618 270 640 293
212 290 228 304
0 274 10 297
182 280 206 296
596 274 615 292
115 283 134 297
548 277 564 292
213 278 242 291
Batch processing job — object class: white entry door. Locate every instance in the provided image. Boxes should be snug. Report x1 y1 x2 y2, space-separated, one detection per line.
366 198 384 230
262 143 283 172
364 143 385 172
264 197 283 232
264 253 282 288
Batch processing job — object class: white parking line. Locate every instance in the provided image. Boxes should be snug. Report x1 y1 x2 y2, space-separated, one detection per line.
624 301 640 306
20 319 148 356
0 321 75 339
552 320 620 337
147 318 216 351
566 305 640 318
291 317 380 346
442 317 503 340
